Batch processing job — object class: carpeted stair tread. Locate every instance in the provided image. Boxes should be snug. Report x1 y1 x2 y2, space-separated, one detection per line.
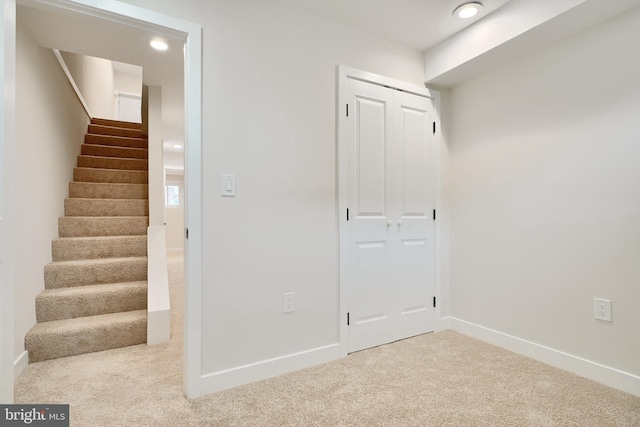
88 124 143 138
91 118 142 130
81 144 148 160
73 167 148 184
64 198 149 217
44 256 147 289
26 117 151 363
36 281 148 322
69 182 148 199
25 310 147 363
58 216 149 237
52 235 147 261
77 155 148 171
85 133 148 149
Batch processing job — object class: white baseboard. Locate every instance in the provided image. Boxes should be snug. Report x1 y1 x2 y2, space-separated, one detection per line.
435 316 451 332
445 317 640 398
200 343 340 395
14 351 28 381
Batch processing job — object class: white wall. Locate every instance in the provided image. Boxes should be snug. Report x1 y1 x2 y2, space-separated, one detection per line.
120 0 424 383
449 8 640 376
15 16 89 362
114 70 141 95
165 174 184 250
163 152 183 172
60 51 115 119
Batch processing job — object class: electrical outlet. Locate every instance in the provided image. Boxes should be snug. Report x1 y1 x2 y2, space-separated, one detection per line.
594 298 612 322
283 292 295 313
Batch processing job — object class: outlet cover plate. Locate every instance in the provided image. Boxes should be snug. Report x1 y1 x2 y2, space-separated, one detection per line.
284 292 295 313
594 298 612 322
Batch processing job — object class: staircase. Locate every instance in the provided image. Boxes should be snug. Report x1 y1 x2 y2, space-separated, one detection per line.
25 118 149 363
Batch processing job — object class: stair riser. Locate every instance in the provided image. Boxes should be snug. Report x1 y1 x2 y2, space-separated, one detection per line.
74 168 148 184
44 259 147 289
78 156 148 171
58 217 148 237
64 199 149 217
52 236 147 261
91 118 142 130
88 124 143 138
69 182 148 199
25 311 147 363
81 144 148 160
85 134 148 149
36 283 147 322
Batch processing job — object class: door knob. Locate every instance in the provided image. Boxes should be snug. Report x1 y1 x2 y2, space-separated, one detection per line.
386 219 393 227
397 220 404 227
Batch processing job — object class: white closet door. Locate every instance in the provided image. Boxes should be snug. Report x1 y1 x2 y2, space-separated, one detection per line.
346 78 435 353
392 90 435 341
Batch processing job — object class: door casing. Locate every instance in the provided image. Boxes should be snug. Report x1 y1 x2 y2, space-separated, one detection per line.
336 65 445 357
1 0 203 400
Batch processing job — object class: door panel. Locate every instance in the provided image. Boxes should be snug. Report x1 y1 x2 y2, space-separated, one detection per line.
346 79 435 353
398 104 431 217
350 240 393 351
394 90 435 341
355 96 388 216
347 79 395 353
396 237 434 340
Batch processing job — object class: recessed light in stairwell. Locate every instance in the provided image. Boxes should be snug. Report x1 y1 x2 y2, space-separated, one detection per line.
453 2 483 19
150 38 169 51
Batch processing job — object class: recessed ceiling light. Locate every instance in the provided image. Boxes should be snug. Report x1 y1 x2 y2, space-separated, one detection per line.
173 144 183 149
453 2 484 19
150 38 169 51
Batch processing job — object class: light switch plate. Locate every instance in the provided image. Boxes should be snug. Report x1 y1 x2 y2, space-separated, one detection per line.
221 174 236 197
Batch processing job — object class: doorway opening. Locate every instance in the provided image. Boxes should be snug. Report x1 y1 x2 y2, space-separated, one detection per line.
2 0 203 400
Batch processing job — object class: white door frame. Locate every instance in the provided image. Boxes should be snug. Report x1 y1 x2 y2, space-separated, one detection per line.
1 0 203 399
336 65 445 357
0 0 17 403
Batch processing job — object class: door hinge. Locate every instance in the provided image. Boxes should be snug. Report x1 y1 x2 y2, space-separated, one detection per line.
433 121 436 133
347 312 350 326
433 209 436 221
346 104 349 117
185 228 189 239
346 208 350 221
433 297 436 308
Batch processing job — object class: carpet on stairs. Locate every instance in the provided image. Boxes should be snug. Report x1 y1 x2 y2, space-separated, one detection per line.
25 118 151 363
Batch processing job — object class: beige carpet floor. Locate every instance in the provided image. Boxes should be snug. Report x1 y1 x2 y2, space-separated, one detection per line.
15 251 640 426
